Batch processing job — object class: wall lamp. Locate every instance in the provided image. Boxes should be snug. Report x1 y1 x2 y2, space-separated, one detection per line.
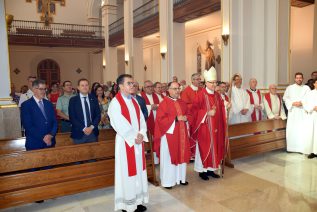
160 47 167 59
125 60 129 65
222 34 229 46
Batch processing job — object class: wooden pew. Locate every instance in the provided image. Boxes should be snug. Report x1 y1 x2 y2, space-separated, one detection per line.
0 129 158 209
226 119 287 168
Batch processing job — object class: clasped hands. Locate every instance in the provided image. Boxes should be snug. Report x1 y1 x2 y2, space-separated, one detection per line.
135 133 144 144
43 134 53 146
240 108 249 115
292 101 302 107
177 115 187 122
207 106 217 117
151 104 158 110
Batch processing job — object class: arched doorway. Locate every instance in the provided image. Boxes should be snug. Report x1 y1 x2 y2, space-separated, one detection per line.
37 59 60 86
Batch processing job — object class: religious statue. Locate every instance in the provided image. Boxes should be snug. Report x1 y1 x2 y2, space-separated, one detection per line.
197 40 216 70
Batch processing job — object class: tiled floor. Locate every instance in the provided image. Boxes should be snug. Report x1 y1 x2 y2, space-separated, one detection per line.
3 150 317 212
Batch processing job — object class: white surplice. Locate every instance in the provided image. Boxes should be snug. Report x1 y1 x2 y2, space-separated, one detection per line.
229 86 251 124
263 93 287 120
303 89 317 154
247 89 264 121
283 84 310 153
108 95 149 212
160 114 187 187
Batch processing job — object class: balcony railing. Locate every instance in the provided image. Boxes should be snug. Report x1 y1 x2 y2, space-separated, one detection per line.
133 0 158 24
8 20 104 39
109 17 124 35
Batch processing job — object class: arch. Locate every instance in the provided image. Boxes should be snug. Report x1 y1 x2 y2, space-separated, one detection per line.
37 59 60 86
87 0 102 25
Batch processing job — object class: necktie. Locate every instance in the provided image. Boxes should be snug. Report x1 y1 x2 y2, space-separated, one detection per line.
83 97 92 127
38 100 47 120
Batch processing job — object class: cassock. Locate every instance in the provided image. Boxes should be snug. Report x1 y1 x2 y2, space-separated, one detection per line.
283 84 310 153
303 89 317 154
263 93 287 120
154 97 190 187
246 89 264 121
141 92 161 164
180 84 202 158
229 86 251 124
189 88 227 172
108 92 149 212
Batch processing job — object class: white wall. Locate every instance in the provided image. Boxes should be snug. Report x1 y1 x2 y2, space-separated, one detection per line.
290 5 315 81
9 46 102 89
5 0 92 25
143 45 161 84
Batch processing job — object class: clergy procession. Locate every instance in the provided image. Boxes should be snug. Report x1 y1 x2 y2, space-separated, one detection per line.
12 68 317 212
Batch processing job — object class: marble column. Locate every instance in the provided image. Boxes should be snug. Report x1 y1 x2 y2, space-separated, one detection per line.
173 22 185 82
102 0 118 83
221 0 231 82
159 0 173 83
124 0 133 75
0 0 21 139
313 1 317 69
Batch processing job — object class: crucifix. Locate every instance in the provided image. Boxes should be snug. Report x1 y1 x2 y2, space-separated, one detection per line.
27 0 65 26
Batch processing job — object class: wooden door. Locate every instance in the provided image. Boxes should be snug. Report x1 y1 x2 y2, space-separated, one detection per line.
37 59 60 86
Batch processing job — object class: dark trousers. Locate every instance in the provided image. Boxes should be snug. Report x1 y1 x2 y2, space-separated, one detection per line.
72 133 98 144
60 120 72 133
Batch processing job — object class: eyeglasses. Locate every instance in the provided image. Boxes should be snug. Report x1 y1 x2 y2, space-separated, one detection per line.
35 87 46 91
169 87 181 91
126 82 135 86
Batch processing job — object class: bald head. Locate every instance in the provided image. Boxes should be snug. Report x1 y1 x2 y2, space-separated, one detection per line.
268 84 277 95
249 78 257 90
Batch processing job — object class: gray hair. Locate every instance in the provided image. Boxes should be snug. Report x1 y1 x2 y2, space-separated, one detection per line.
32 79 46 88
191 73 201 81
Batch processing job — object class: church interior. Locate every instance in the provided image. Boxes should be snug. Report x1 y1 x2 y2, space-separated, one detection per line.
0 0 317 211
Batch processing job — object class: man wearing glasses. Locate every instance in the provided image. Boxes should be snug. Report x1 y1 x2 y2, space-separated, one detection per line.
181 73 202 159
154 82 191 189
21 79 57 151
189 67 227 181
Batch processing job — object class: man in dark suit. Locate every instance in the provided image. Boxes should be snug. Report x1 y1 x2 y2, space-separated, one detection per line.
21 79 57 151
132 81 148 121
69 78 101 144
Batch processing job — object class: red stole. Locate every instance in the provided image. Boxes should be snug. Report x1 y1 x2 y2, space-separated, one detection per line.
116 92 146 177
141 92 160 135
264 93 282 117
246 89 262 121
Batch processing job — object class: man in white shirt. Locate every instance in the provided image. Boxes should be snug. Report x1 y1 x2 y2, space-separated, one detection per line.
18 76 36 107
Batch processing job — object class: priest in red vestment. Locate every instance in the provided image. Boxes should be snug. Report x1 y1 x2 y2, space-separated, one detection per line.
180 73 202 159
246 78 264 122
189 67 228 181
141 80 160 164
154 82 191 189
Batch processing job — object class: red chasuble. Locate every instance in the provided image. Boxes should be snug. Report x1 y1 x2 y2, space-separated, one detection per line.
189 89 227 169
141 92 160 135
264 93 282 117
246 89 262 121
116 92 146 176
153 97 190 165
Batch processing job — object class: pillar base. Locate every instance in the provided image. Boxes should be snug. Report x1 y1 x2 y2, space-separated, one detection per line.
0 106 22 139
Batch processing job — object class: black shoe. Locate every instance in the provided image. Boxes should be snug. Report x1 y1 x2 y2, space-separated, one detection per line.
164 186 172 189
308 153 316 159
122 210 127 212
180 181 189 186
35 200 44 203
199 172 209 181
135 205 147 212
207 171 220 178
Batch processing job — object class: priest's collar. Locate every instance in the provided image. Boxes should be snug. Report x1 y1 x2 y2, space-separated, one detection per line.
205 87 214 94
250 88 257 92
190 84 198 91
121 92 132 100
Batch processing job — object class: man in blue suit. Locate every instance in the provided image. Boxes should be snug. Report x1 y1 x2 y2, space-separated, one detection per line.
69 78 101 144
21 79 57 151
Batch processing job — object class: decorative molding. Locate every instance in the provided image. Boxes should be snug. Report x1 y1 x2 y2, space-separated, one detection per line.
13 68 21 75
76 68 82 74
144 65 147 71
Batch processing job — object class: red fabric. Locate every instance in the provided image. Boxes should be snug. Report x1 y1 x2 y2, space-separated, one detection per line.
153 97 191 165
50 92 60 119
264 93 282 117
141 92 160 135
189 89 227 169
180 86 202 157
246 89 262 122
224 94 229 102
116 92 146 176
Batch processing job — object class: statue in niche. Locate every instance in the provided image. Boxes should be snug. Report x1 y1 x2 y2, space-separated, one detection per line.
197 40 216 70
